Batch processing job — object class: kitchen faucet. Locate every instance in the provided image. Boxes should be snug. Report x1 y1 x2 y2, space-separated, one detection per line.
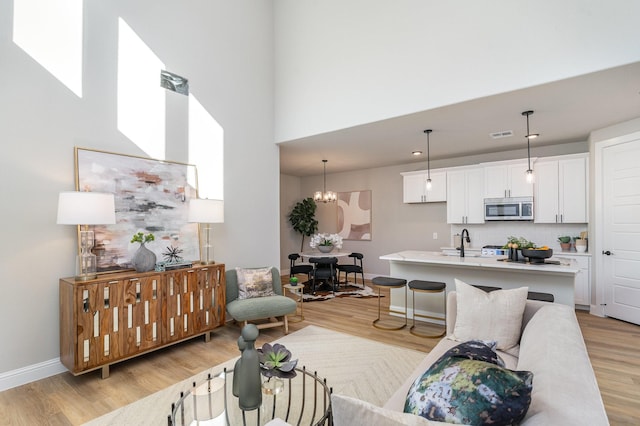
459 228 471 257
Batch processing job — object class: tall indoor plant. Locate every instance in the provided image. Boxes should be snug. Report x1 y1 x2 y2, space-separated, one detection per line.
288 197 318 252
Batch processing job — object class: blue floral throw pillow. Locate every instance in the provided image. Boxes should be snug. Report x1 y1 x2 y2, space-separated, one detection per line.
404 342 533 425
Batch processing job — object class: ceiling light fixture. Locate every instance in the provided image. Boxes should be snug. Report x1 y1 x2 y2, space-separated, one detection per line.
424 129 433 190
522 110 538 183
412 150 422 156
313 159 337 203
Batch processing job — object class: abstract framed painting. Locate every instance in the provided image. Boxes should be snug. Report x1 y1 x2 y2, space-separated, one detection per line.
75 147 199 272
337 190 371 241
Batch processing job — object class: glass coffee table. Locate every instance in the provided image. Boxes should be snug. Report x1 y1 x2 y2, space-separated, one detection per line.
168 366 332 426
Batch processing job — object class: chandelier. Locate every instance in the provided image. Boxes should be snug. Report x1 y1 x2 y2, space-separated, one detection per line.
313 159 337 203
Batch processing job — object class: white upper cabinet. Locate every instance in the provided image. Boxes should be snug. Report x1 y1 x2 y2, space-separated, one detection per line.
534 154 588 223
446 166 485 224
483 160 534 198
402 170 446 203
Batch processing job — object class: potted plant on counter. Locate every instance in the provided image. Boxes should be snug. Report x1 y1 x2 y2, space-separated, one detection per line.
574 236 587 253
558 236 572 252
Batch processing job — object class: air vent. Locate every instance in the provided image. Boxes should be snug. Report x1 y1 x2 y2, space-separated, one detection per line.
490 130 513 139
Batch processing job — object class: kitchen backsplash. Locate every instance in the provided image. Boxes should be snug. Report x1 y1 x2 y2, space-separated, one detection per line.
450 223 588 251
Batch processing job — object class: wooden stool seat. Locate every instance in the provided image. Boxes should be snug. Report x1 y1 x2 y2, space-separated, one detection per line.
408 279 446 338
371 276 407 330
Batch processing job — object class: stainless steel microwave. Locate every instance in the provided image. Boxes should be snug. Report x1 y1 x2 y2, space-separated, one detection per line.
484 197 534 221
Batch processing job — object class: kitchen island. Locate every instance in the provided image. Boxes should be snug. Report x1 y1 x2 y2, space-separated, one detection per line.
380 250 580 322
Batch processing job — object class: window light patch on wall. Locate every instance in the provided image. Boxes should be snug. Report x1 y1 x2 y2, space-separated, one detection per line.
13 0 84 97
117 18 166 160
188 94 224 200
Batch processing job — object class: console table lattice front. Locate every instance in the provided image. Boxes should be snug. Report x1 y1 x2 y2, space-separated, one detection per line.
59 264 225 378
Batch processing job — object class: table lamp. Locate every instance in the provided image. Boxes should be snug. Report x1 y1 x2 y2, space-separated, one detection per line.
188 198 224 264
57 191 116 281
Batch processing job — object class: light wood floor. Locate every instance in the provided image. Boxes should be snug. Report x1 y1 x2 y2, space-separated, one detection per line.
1 279 639 425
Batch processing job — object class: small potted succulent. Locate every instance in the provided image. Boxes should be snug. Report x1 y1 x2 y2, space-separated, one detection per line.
258 343 298 395
558 236 572 252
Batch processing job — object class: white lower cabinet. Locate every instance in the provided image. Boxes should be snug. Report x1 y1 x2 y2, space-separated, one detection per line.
554 253 591 307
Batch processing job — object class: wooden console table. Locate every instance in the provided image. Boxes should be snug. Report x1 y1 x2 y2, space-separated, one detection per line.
59 264 226 378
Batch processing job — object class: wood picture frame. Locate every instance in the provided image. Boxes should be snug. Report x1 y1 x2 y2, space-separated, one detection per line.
337 190 372 241
75 147 199 272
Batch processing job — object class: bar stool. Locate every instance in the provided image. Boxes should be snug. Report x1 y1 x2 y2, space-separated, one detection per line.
371 276 407 330
408 280 446 338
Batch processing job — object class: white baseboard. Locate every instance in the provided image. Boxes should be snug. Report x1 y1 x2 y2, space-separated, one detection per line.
0 358 66 392
590 304 606 317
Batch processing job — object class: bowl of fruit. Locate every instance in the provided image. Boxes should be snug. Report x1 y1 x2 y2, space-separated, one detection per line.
521 246 553 264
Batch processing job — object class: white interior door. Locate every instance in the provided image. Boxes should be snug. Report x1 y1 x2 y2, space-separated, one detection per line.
601 136 640 325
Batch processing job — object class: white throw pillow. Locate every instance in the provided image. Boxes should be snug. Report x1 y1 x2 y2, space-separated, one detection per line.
452 278 528 351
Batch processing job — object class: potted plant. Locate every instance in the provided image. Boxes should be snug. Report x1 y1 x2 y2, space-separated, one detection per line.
258 343 298 394
131 232 156 272
574 236 587 253
310 233 343 253
558 236 572 252
288 198 319 252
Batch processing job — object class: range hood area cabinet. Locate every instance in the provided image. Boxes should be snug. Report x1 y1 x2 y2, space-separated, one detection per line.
482 159 534 199
402 169 447 203
446 166 485 224
534 153 589 223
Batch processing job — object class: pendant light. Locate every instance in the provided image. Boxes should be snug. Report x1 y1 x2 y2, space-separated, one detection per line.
313 159 337 203
522 110 538 183
424 129 433 190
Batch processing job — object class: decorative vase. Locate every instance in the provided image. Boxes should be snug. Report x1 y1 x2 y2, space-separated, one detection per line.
261 376 284 419
132 243 157 272
509 248 519 262
575 239 587 253
262 377 284 396
318 245 334 253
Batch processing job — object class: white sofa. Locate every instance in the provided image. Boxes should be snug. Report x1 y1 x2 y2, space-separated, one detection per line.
332 292 609 426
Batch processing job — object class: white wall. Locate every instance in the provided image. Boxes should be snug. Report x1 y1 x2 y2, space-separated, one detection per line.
0 0 277 384
274 0 640 142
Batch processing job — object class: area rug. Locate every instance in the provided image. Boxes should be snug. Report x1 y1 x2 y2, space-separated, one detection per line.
302 283 379 302
83 325 426 426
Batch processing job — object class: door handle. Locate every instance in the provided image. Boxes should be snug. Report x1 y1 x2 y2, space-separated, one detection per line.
602 250 613 256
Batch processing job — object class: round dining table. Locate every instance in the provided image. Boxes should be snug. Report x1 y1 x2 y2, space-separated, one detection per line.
299 251 350 259
299 251 350 290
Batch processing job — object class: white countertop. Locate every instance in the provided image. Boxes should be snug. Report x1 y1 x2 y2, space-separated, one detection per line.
380 250 580 275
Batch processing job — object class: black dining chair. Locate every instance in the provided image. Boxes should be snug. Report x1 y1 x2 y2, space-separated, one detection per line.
337 252 365 289
309 257 338 294
288 253 313 284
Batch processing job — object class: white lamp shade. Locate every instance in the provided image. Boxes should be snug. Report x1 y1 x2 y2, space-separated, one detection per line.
57 191 116 225
188 199 224 223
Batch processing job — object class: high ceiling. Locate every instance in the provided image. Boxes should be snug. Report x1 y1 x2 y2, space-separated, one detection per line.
279 62 640 177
